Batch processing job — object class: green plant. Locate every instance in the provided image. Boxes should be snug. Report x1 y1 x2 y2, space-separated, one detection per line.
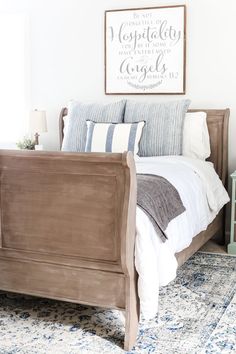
16 137 36 150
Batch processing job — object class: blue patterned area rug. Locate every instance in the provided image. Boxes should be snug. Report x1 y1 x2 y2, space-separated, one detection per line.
0 252 235 354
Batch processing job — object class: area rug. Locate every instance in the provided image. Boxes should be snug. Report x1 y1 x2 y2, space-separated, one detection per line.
0 252 235 354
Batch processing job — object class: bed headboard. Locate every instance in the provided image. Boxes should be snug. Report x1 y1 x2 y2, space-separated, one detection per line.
59 108 230 187
188 109 229 187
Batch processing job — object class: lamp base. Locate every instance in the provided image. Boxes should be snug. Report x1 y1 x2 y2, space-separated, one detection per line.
34 132 40 145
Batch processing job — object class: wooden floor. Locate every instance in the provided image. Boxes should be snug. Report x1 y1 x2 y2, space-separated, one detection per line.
200 240 227 254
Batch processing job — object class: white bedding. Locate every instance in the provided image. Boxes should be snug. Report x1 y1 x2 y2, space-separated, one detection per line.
134 156 229 319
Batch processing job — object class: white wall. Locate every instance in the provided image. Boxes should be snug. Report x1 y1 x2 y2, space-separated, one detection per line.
1 0 236 173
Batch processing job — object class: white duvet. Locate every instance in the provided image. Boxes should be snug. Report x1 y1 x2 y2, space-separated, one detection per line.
134 156 229 319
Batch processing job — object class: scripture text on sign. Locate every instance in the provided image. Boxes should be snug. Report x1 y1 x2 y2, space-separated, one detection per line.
105 6 186 94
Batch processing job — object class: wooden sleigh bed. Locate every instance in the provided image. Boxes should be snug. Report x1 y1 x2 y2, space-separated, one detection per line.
0 108 229 350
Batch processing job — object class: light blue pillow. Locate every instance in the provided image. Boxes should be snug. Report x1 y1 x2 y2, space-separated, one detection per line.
124 99 191 156
62 100 126 152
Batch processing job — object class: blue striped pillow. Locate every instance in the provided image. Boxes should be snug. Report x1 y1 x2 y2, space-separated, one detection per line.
124 99 191 156
61 100 126 152
85 121 145 154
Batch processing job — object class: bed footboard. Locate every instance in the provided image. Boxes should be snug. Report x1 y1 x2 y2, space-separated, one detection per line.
0 150 139 350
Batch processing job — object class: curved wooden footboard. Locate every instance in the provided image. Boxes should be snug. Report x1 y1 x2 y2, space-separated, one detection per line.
0 150 139 351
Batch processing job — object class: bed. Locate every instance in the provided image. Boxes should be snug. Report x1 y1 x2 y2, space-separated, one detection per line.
0 108 229 350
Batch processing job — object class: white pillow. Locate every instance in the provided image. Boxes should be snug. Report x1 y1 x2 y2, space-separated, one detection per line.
183 112 211 160
85 121 145 155
63 115 68 136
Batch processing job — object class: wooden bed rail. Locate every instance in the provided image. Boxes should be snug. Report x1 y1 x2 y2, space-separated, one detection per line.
0 149 139 350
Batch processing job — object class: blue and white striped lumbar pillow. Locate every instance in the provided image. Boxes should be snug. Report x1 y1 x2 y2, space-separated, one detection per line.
85 121 145 154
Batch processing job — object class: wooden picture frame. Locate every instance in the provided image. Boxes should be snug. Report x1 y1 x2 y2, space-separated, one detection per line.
105 5 186 95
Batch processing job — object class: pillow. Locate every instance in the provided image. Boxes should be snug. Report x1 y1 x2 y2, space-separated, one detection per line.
183 112 211 160
63 115 68 136
61 100 126 152
85 121 145 154
124 99 191 156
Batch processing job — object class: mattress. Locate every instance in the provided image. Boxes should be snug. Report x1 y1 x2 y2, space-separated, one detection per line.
134 156 229 319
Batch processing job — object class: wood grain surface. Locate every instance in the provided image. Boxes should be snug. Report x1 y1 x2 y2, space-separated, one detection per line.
0 108 229 350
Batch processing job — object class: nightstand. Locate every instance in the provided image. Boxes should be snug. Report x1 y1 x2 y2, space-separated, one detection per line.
228 171 236 254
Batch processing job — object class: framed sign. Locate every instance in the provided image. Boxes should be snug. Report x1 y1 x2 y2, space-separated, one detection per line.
105 5 186 95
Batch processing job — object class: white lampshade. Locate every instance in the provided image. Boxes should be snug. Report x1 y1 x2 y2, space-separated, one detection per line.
30 110 47 134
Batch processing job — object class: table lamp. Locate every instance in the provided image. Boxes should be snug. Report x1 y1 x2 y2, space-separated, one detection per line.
30 109 47 150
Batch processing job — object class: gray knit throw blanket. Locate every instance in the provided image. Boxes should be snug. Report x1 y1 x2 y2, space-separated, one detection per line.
137 174 186 242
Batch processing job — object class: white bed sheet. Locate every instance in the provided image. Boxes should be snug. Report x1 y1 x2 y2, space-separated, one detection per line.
134 156 229 319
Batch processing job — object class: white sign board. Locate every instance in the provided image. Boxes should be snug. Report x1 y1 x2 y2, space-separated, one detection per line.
105 6 186 94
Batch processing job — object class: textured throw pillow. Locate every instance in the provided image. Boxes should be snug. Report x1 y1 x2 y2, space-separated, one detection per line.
61 100 126 152
85 121 145 155
124 99 191 156
183 112 211 160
